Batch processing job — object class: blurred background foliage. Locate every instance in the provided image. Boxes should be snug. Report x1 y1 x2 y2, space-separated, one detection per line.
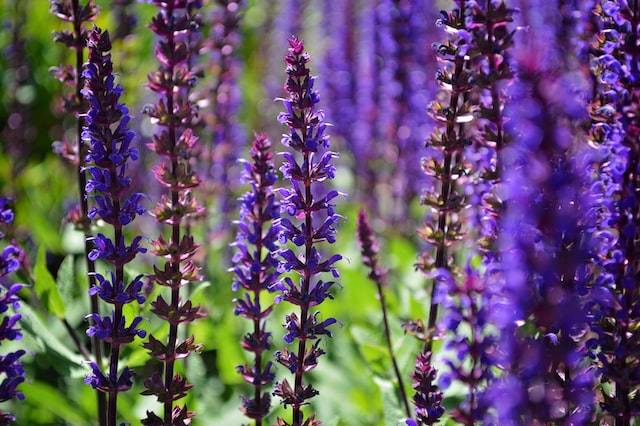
0 0 459 424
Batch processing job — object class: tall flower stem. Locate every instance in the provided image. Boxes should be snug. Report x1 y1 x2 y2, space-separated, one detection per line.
357 209 410 418
422 0 473 348
233 134 280 424
81 27 147 426
272 37 342 426
50 1 104 423
142 1 205 424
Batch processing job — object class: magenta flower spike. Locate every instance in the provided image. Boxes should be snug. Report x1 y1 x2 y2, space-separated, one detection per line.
141 1 206 424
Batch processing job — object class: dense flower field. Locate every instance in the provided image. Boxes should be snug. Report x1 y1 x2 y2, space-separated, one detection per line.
0 0 639 425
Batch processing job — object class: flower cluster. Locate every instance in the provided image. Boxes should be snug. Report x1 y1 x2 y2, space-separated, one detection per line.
232 133 281 424
419 0 475 340
466 0 514 253
405 350 443 426
142 1 205 424
435 3 514 423
385 0 434 224
319 0 356 154
585 1 640 422
0 197 25 425
207 0 245 227
357 209 410 418
350 1 379 210
81 27 147 425
488 2 595 423
436 266 495 424
271 37 342 426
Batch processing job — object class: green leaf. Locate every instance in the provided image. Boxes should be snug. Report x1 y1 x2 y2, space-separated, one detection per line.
19 303 85 367
56 255 75 302
21 381 90 426
33 245 65 318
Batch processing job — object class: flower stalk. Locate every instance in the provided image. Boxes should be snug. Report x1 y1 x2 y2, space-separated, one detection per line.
142 1 205 424
420 0 474 348
232 134 281 425
272 37 342 426
81 27 147 426
50 1 106 422
356 209 410 418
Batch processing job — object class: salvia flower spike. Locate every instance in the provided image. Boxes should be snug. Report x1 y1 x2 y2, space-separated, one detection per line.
0 197 25 425
420 0 475 346
405 349 444 426
233 134 281 424
81 27 147 426
271 36 342 426
142 1 205 424
435 2 515 423
356 209 410 418
208 0 245 229
585 1 640 422
49 2 105 421
488 1 595 423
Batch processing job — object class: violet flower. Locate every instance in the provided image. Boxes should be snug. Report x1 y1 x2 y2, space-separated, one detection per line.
436 265 495 424
0 197 25 425
584 1 640 422
356 209 410 418
319 0 356 155
141 1 206 424
351 0 379 210
271 37 342 426
207 0 245 231
434 4 515 421
419 0 475 345
405 349 444 426
232 134 281 425
81 27 147 426
382 0 436 225
487 2 595 423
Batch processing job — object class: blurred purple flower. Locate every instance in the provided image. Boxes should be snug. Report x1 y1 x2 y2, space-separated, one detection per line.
487 1 596 423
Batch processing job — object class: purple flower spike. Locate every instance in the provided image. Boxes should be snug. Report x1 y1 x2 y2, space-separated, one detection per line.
357 209 411 418
81 27 146 426
142 1 206 424
271 37 343 426
438 264 495 424
584 1 640 423
232 134 281 424
407 349 444 426
0 197 25 423
207 0 246 232
487 2 596 424
420 0 475 348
